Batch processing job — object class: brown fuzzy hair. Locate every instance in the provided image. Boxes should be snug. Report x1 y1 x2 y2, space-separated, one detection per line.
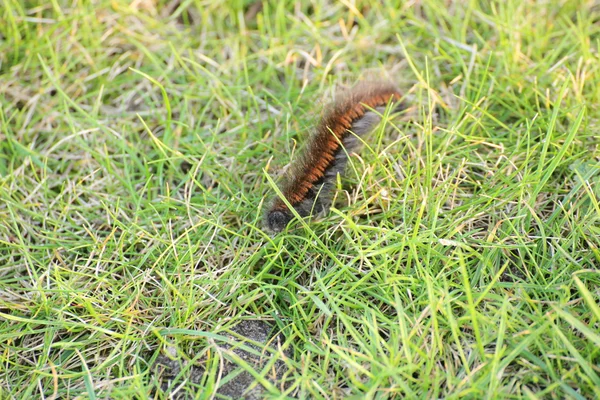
265 81 403 233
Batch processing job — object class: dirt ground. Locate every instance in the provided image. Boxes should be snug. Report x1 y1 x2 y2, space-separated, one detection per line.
154 320 289 399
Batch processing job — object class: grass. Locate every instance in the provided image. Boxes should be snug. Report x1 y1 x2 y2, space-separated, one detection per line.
1 0 599 398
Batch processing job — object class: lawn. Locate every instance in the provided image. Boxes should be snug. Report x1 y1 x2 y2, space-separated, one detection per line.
1 0 599 398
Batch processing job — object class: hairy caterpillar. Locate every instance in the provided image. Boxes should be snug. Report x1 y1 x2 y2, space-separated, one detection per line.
265 82 403 233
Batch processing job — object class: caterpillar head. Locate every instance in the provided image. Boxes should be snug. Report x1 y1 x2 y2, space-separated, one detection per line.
265 207 293 233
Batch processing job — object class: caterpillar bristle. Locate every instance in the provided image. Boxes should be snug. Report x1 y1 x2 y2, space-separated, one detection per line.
265 81 403 233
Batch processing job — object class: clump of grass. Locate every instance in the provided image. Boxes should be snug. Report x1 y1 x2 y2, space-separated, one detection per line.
1 0 599 398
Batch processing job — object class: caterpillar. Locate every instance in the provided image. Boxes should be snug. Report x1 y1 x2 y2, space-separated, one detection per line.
265 81 403 233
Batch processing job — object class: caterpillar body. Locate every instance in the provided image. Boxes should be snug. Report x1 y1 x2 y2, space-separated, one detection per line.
266 82 403 233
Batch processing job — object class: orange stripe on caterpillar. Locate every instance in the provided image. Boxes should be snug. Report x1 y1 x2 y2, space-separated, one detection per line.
265 82 403 233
